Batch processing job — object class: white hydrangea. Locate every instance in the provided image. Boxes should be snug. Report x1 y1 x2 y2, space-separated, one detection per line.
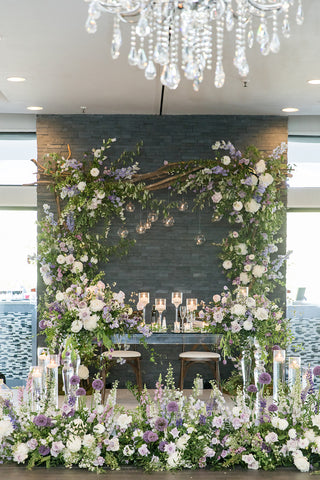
239 272 250 285
83 315 98 331
243 320 253 331
116 414 132 430
66 436 82 453
71 261 83 274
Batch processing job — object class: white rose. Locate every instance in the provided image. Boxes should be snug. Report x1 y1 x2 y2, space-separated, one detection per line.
288 428 297 439
252 264 266 278
239 272 250 285
71 320 83 333
244 264 252 272
57 255 65 265
293 455 310 473
90 167 100 177
278 418 289 430
243 320 253 331
221 155 231 165
211 192 223 203
222 260 232 270
83 315 98 331
66 436 82 453
78 365 89 380
116 414 132 430
213 294 221 303
259 173 274 187
55 291 64 302
254 307 268 321
213 310 224 323
65 254 75 265
93 424 105 435
265 432 278 443
13 443 29 463
231 320 241 333
255 159 266 174
77 181 86 192
90 299 105 312
235 243 248 255
245 199 261 214
80 254 88 262
298 438 310 449
71 261 83 274
230 304 246 316
233 201 243 212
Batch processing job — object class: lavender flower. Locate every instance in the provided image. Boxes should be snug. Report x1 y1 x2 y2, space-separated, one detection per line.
258 372 272 385
92 378 104 391
167 401 179 413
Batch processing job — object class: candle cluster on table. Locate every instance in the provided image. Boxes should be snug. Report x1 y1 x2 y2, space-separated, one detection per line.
30 348 60 410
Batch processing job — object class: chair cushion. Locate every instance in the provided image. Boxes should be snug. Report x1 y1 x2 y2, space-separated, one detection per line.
179 351 220 361
109 350 141 359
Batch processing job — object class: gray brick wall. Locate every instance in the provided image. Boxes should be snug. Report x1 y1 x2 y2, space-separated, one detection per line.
36 115 288 387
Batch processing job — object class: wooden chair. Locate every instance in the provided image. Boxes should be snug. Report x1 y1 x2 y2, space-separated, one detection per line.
179 350 221 390
105 350 143 391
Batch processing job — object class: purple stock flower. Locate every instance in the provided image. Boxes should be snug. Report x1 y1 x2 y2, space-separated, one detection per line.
38 445 50 456
92 378 104 391
258 372 272 385
76 387 86 396
167 401 179 413
69 375 80 385
313 366 320 376
155 417 168 432
247 384 257 393
33 414 48 427
268 404 278 412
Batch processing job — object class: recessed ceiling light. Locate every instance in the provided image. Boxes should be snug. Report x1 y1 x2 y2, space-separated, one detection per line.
308 79 320 85
27 106 43 111
281 107 299 113
7 76 26 82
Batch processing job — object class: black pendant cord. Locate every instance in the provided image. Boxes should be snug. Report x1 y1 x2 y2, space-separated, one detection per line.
159 84 165 115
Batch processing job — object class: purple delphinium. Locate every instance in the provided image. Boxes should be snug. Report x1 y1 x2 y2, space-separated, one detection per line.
176 418 183 427
92 378 104 391
258 372 272 385
33 414 48 427
76 387 86 396
199 414 207 425
247 384 258 393
155 417 168 432
69 375 80 386
167 401 179 413
38 445 50 456
268 403 278 412
313 366 320 376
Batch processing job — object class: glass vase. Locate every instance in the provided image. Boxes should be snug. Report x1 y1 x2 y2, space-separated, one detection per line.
240 349 252 396
273 349 286 402
62 352 81 408
46 354 60 409
253 338 265 423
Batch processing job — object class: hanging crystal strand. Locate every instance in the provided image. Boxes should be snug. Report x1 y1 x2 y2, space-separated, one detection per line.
247 17 254 49
86 1 101 34
282 8 291 39
205 24 213 72
128 25 139 66
225 0 234 32
145 18 157 80
270 10 280 54
111 15 122 60
193 32 202 92
153 1 163 65
214 18 225 88
233 1 249 78
161 9 180 90
296 0 304 26
137 37 148 69
256 13 270 56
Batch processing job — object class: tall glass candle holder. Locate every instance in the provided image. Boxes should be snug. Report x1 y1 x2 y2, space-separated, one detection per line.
30 366 43 412
237 286 249 299
186 298 197 324
288 356 301 390
37 347 50 393
155 298 166 326
172 292 183 323
46 354 60 409
138 292 150 324
273 349 286 402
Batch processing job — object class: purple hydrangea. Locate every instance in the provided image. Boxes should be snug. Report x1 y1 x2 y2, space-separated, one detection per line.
76 387 86 396
167 401 179 413
258 372 272 385
92 378 104 391
155 417 168 432
313 366 320 376
247 384 257 393
69 375 80 385
33 414 48 427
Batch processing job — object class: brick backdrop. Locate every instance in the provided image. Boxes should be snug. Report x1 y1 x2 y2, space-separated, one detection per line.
37 114 288 387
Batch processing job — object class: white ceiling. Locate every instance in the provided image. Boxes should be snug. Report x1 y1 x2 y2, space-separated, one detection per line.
0 0 319 116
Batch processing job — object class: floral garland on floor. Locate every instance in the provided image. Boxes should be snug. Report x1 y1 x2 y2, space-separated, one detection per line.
1 367 320 473
35 138 291 362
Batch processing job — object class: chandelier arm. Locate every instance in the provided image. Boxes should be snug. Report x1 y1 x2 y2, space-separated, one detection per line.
247 0 284 12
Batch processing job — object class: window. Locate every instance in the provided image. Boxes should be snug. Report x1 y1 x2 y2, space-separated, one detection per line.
0 133 37 185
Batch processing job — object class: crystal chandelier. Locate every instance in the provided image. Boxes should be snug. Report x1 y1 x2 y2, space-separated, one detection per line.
84 0 304 91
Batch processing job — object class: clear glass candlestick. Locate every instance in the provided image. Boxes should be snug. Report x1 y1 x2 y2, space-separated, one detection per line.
237 286 249 299
46 354 60 409
138 292 149 323
273 349 286 402
186 298 198 324
172 292 183 323
30 366 43 412
288 356 301 390
155 298 166 325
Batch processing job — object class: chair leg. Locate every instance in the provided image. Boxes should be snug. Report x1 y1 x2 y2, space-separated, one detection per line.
179 359 185 390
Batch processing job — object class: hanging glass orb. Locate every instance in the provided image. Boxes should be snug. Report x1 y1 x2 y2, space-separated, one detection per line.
136 222 146 234
162 216 175 227
144 219 152 230
147 211 158 222
212 212 223 222
126 202 135 212
178 200 188 212
117 227 129 238
194 233 206 246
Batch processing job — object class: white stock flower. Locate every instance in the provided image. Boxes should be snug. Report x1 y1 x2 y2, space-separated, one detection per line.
78 365 89 380
71 320 83 333
252 264 266 278
90 167 100 177
239 272 250 285
255 159 266 174
245 199 261 214
71 261 83 274
233 201 243 212
222 260 232 270
212 141 221 150
254 307 269 321
77 181 86 192
259 173 274 187
221 155 231 165
230 304 246 316
66 436 82 453
176 433 190 450
83 315 98 331
235 243 248 255
90 299 105 312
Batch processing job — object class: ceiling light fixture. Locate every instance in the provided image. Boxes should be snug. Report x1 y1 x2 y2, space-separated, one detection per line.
7 76 26 82
281 107 299 112
27 106 43 111
83 0 304 91
308 79 320 85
